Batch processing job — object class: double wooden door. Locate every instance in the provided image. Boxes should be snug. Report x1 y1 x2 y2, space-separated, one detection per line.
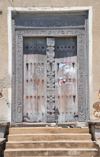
23 37 78 122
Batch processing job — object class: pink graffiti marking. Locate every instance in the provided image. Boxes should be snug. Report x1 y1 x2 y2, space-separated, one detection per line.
65 63 70 65
61 80 66 83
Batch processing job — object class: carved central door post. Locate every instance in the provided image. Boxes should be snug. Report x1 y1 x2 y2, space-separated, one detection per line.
46 38 55 122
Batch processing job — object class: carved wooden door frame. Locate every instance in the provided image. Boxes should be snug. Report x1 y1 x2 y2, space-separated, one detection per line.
11 27 89 125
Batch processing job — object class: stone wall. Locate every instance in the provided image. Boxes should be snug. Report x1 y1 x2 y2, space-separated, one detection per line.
0 0 100 122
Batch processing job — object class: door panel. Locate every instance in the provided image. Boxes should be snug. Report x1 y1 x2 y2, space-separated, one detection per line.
23 37 47 122
55 37 78 122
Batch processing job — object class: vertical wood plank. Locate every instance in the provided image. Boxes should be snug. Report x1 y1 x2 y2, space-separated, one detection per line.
55 37 78 122
23 37 46 122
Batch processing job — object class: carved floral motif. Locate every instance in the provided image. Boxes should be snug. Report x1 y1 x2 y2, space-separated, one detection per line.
46 38 55 122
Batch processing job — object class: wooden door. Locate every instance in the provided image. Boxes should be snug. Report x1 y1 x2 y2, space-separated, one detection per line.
23 37 78 122
55 37 78 122
23 37 47 122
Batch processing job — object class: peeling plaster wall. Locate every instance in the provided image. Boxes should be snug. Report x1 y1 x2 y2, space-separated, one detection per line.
0 0 100 122
0 75 11 121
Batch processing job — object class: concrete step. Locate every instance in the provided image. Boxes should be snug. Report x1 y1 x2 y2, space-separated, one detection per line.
4 127 99 157
6 141 97 149
4 156 99 157
9 127 89 134
4 148 99 157
8 133 91 141
5 156 99 157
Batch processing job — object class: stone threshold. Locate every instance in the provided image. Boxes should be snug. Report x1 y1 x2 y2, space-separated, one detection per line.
15 122 86 127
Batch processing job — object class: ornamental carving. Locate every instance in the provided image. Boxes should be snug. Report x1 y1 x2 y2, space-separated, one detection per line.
46 38 55 122
11 11 89 124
